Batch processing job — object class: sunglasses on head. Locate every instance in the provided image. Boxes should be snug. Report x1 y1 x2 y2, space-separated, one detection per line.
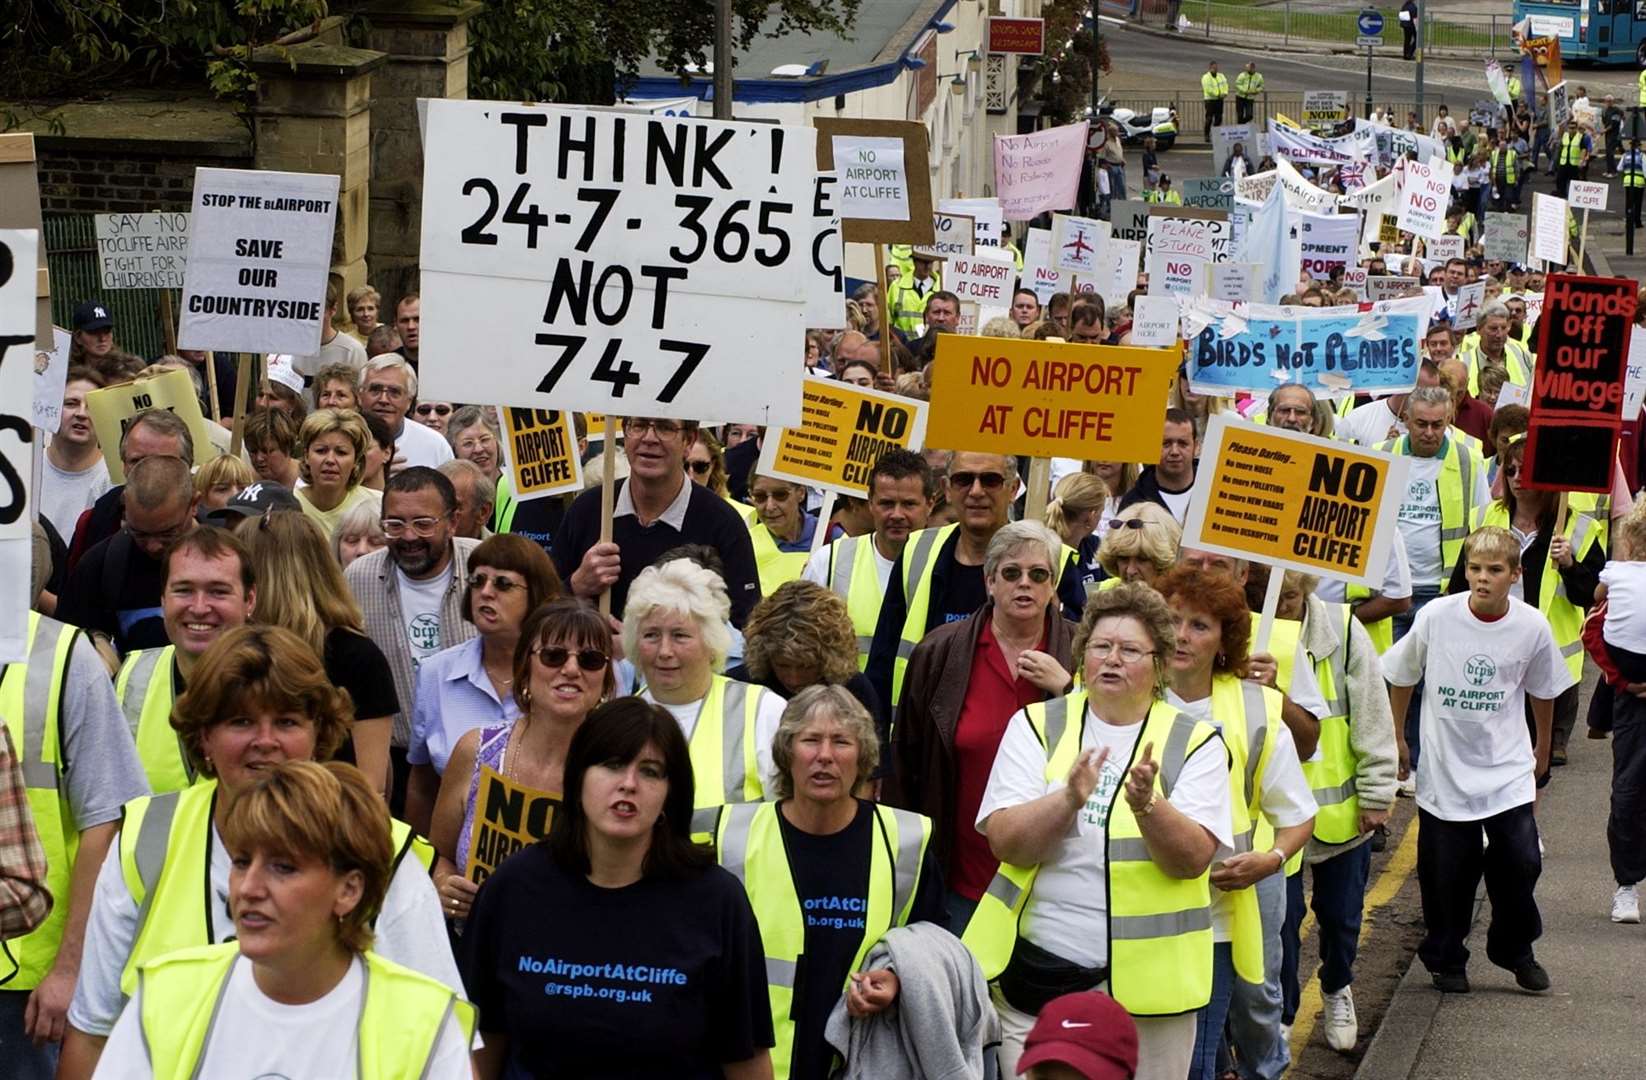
1107 518 1150 531
950 471 1006 491
533 645 609 672
415 403 452 416
999 565 1053 584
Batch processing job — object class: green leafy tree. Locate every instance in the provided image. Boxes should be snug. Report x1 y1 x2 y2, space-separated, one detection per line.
1031 0 1112 125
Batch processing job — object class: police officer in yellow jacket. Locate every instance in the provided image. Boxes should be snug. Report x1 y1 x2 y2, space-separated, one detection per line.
115 527 256 795
2 546 149 1079
802 450 937 669
1624 139 1646 228
1203 60 1230 139
887 252 942 338
1235 61 1264 124
864 452 1087 713
716 685 942 1080
58 626 458 1076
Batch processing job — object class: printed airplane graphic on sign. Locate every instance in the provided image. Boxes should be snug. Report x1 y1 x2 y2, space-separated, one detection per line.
1063 226 1096 263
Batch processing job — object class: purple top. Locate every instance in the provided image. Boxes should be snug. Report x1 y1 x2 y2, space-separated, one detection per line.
456 723 512 873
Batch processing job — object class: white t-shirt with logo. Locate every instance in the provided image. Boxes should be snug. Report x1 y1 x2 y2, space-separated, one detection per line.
1166 689 1318 941
977 702 1233 968
1382 593 1575 821
96 955 471 1080
1396 454 1446 586
397 563 453 675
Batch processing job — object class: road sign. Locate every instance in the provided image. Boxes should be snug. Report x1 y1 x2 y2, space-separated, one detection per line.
1357 33 1384 47
1357 8 1384 35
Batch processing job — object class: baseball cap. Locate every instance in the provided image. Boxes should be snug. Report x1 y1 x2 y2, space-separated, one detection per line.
73 301 114 332
205 481 303 527
1016 992 1138 1080
264 354 305 396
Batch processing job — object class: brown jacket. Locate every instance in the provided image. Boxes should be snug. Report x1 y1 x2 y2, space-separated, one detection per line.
883 603 1077 877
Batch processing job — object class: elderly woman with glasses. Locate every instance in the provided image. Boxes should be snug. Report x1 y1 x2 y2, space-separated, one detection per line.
713 686 944 1079
962 584 1233 1080
430 599 615 926
886 521 1078 933
1097 502 1183 588
404 534 564 834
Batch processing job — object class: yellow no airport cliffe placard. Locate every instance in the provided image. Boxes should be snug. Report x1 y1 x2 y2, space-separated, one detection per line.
464 766 558 885
927 334 1178 461
1181 413 1409 587
500 407 583 502
85 368 219 484
756 379 929 498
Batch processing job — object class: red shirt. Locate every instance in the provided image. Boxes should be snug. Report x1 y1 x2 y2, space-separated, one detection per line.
949 620 1048 900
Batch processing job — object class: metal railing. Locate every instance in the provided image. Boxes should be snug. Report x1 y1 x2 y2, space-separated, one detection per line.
1133 0 1516 58
42 214 175 359
1101 91 1458 142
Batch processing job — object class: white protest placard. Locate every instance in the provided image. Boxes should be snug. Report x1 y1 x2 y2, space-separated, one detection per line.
1533 192 1569 265
993 122 1088 220
1211 124 1256 176
1302 90 1349 130
1624 331 1646 418
1341 267 1369 298
831 135 909 221
1366 275 1420 300
1209 262 1256 302
1483 213 1529 263
418 101 815 425
94 212 190 290
177 168 339 355
914 211 975 261
1396 157 1453 240
1549 81 1570 130
1147 249 1207 296
806 172 844 324
1496 380 1530 410
1428 234 1464 262
1568 180 1609 212
1022 226 1064 302
1132 295 1181 347
1093 238 1142 306
939 197 1005 246
32 325 71 434
1300 212 1360 280
1052 214 1110 274
0 229 35 550
1146 210 1227 297
947 249 1017 306
1452 280 1487 329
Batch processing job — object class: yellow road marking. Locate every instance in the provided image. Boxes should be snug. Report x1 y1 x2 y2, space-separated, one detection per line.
1289 820 1420 1059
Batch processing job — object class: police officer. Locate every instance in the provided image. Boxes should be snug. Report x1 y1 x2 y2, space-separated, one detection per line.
1624 138 1646 228
887 253 942 338
1202 60 1230 140
1235 61 1264 124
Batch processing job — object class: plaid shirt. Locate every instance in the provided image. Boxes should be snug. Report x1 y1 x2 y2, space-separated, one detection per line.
344 539 481 747
0 725 51 940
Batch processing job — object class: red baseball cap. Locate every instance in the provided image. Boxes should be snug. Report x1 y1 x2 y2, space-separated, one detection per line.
1016 991 1138 1080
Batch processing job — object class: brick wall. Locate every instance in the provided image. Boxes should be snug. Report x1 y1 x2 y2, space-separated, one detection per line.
35 145 251 215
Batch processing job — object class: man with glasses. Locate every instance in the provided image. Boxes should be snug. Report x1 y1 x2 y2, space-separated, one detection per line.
553 416 762 625
358 354 453 470
65 409 194 572
345 466 479 812
865 451 1086 711
59 454 198 655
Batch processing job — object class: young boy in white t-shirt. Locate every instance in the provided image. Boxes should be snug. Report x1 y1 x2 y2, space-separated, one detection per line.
1383 525 1575 995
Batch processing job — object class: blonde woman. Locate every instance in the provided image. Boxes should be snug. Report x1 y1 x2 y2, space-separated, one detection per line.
192 454 255 512
294 407 381 538
236 511 398 796
1097 502 1183 588
1045 472 1109 593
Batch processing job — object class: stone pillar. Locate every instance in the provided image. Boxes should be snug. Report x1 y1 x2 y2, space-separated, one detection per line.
362 0 484 314
251 42 387 300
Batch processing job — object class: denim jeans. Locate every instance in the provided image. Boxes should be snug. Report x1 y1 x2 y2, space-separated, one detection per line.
944 888 979 937
1281 843 1375 1023
1228 872 1290 1080
1393 584 1442 766
1190 942 1237 1080
0 992 58 1080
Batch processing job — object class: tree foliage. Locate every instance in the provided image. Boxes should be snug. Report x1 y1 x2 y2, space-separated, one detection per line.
1032 0 1113 125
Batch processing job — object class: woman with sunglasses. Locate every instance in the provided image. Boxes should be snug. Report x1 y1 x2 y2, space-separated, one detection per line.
1097 502 1183 589
689 428 756 525
414 399 456 434
431 599 614 926
1447 433 1603 766
886 522 1078 934
746 468 819 596
404 534 564 834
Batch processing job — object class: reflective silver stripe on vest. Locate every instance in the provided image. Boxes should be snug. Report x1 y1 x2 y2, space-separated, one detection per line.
985 870 1022 908
132 791 182 933
1561 639 1583 658
721 682 751 802
1441 442 1475 543
767 956 798 989
354 957 373 1079
418 999 458 1080
20 619 64 790
829 537 859 601
1312 777 1358 806
898 528 946 652
715 802 764 885
1240 681 1268 811
1110 906 1213 940
690 806 721 836
1158 714 1200 798
1041 696 1070 753
1108 836 1154 863
883 807 925 921
120 650 166 739
1553 515 1596 605
182 955 241 1080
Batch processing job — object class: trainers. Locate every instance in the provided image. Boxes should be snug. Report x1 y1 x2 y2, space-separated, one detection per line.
1613 884 1641 924
1431 970 1470 993
1511 959 1551 993
1323 987 1358 1051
